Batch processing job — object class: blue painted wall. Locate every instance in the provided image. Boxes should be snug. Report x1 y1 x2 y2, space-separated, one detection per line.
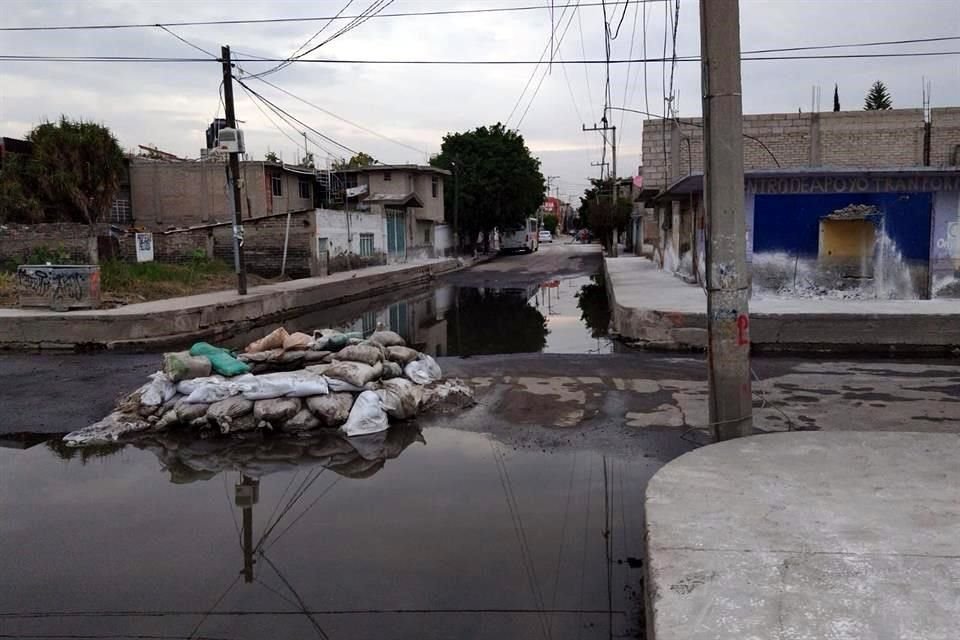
753 192 932 260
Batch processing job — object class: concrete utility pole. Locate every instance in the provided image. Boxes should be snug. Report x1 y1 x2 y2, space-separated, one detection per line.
221 45 248 295
583 120 617 184
700 0 752 440
452 159 460 256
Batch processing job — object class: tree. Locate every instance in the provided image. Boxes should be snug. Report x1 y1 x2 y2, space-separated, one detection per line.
0 153 43 223
300 152 316 169
26 117 125 261
578 178 631 251
430 123 545 251
864 81 892 110
542 213 559 234
833 84 840 112
265 150 280 163
332 152 376 169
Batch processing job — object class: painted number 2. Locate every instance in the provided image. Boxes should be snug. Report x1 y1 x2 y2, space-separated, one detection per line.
736 314 750 346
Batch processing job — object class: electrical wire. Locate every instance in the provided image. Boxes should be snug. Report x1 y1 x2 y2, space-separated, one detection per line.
515 1 582 129
2 51 959 64
156 25 218 59
0 2 668 31
238 73 427 157
618 0 642 131
246 0 355 79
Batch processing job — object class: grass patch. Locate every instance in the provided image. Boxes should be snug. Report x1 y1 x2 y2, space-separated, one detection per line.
99 257 238 304
0 271 15 306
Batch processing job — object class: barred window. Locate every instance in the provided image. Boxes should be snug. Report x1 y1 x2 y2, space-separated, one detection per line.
359 233 375 257
110 199 132 224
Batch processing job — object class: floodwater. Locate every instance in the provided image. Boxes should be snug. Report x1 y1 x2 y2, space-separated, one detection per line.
224 274 613 357
0 426 650 639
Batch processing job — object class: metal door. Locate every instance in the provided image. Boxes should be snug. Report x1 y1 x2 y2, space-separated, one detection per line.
386 208 406 258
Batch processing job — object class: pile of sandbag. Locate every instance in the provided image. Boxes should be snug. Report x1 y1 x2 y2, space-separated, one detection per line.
64 326 473 447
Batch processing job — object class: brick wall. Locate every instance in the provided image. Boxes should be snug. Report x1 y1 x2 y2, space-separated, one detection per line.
211 211 316 278
0 223 111 265
641 107 960 191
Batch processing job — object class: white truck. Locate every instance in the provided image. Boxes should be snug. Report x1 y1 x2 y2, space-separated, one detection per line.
498 217 540 254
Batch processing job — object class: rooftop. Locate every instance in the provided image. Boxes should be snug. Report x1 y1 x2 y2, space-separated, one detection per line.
333 164 451 176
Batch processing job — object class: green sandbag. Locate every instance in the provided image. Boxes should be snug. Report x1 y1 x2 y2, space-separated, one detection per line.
189 342 251 377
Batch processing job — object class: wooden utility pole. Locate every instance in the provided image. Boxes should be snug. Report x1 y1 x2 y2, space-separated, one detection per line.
221 45 248 295
701 0 752 439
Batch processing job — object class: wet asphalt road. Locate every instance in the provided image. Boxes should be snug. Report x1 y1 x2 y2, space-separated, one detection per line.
3 240 960 440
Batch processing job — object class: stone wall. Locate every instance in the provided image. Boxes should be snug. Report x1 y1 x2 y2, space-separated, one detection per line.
641 108 960 191
0 223 111 265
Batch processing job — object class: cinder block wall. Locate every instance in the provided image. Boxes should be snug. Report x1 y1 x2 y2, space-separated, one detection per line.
0 223 110 264
641 107 960 191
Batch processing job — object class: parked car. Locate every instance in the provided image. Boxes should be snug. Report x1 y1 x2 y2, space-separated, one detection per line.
538 230 553 243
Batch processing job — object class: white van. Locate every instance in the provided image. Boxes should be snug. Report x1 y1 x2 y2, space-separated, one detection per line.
499 217 540 254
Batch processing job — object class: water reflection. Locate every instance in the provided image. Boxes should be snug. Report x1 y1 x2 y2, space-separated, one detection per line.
222 274 610 358
1 428 650 640
46 424 424 484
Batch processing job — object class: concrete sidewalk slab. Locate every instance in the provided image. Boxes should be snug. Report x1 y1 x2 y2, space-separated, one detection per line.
644 431 960 640
604 256 960 353
0 259 460 350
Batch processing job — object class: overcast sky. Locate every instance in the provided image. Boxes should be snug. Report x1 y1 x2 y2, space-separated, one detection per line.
2 0 958 202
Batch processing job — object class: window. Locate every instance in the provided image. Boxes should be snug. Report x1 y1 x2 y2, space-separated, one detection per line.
298 179 311 199
359 233 375 257
431 176 439 198
317 237 328 254
271 174 283 197
383 171 392 182
110 199 132 224
423 226 431 244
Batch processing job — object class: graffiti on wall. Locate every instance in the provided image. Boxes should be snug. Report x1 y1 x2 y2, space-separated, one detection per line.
17 266 100 310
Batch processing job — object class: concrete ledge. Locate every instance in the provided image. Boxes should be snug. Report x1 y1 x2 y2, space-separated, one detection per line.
644 431 960 640
0 259 459 351
604 256 960 354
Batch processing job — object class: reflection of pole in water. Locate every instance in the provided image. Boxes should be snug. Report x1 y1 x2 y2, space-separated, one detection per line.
235 475 260 583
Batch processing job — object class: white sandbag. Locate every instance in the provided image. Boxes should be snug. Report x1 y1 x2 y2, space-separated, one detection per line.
176 374 226 396
381 361 403 380
140 372 178 407
325 377 366 393
386 346 419 365
369 330 405 347
286 373 329 398
254 397 302 427
325 360 383 388
63 411 151 446
281 408 321 433
404 354 442 385
335 344 383 366
207 397 254 433
306 393 355 427
341 390 389 437
183 374 257 404
377 378 423 420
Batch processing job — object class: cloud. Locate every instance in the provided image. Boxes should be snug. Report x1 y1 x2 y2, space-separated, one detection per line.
2 0 957 204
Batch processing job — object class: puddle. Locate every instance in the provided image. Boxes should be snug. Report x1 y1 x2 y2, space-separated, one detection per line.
224 274 612 357
0 427 650 639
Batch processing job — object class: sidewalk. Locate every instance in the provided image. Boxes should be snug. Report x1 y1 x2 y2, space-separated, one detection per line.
604 256 960 353
644 431 959 640
0 258 464 350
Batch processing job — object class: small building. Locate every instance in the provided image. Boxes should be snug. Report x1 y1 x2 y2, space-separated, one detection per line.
650 167 960 299
129 157 316 231
320 164 450 262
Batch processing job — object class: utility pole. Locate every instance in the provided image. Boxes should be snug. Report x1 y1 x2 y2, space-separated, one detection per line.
452 159 460 256
221 45 247 295
583 120 617 185
700 0 752 440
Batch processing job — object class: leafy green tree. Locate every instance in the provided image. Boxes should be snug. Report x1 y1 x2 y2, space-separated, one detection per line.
0 153 42 223
542 213 559 234
578 179 631 250
431 123 545 250
27 117 124 227
864 81 892 110
332 152 376 169
265 150 280 163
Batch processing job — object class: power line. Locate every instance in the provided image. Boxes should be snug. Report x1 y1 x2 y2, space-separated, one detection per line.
240 72 428 157
1 51 959 64
0 1 669 31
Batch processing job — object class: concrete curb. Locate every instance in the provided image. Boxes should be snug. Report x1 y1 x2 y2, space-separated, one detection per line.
604 257 960 354
0 259 460 352
643 431 960 640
